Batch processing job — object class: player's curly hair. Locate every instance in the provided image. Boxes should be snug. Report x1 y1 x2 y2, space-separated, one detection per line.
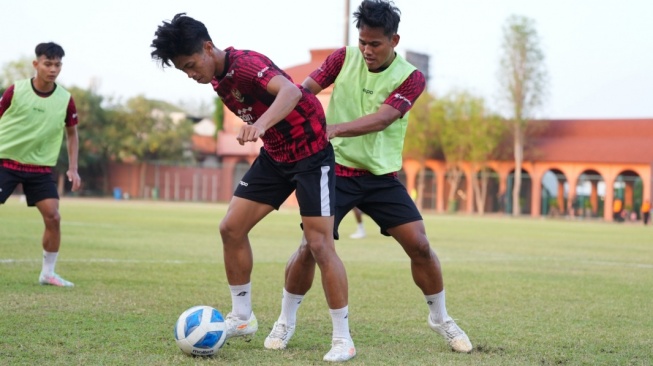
353 0 401 37
35 42 65 59
150 13 213 67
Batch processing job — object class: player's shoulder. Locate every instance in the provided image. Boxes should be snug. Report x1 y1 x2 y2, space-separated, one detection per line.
229 48 271 64
406 69 426 84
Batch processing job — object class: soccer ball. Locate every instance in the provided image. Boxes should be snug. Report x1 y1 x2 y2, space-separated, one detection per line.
174 305 227 356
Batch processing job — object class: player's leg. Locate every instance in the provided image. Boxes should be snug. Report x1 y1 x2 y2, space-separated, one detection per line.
0 165 21 205
349 207 366 239
220 196 274 286
220 195 274 340
35 198 73 287
221 152 292 340
268 145 355 361
264 235 314 350
302 215 355 360
23 171 73 288
390 221 471 353
363 175 472 353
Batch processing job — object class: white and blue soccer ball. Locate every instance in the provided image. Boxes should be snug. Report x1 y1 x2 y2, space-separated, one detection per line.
174 305 227 356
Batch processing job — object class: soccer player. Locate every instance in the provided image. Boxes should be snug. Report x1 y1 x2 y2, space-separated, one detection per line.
0 42 81 287
151 13 355 362
266 0 472 354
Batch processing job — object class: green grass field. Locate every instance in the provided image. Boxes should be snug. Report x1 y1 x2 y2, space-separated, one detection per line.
1 197 651 366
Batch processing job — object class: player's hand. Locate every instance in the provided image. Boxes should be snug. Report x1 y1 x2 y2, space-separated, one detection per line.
326 125 339 139
67 170 82 192
236 124 265 145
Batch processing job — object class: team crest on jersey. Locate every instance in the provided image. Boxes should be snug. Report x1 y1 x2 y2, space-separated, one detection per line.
231 89 245 103
237 106 254 123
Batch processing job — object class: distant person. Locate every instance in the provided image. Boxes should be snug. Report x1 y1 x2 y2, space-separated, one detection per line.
0 42 81 287
349 207 366 239
613 198 623 223
150 13 354 362
266 0 472 355
641 200 650 225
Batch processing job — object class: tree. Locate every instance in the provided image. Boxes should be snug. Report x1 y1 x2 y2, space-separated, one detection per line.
404 92 439 210
213 97 224 138
109 95 193 162
465 100 506 214
432 92 472 212
498 15 548 215
1 57 33 88
431 91 505 214
60 86 114 195
108 95 195 196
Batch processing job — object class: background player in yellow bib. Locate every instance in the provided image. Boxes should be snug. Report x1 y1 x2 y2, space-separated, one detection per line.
0 42 81 287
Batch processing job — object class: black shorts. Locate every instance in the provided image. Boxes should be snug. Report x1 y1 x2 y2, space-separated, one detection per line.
0 166 59 206
334 174 422 239
234 145 335 217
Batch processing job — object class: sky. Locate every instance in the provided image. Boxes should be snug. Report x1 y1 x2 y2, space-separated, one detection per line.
1 0 651 119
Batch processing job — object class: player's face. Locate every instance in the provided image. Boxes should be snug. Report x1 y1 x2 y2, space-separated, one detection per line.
358 25 399 72
172 44 215 84
33 56 62 84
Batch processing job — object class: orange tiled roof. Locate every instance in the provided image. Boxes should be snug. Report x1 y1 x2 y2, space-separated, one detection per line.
528 119 653 164
191 134 217 155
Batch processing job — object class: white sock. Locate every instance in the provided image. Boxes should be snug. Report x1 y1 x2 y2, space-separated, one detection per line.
41 251 58 276
279 288 304 326
357 223 365 232
329 305 351 340
425 290 450 324
229 283 252 320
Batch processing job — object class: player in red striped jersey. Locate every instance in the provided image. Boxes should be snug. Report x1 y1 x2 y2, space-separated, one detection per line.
151 13 355 362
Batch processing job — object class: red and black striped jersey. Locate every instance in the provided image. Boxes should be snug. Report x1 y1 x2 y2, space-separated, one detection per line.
211 47 328 163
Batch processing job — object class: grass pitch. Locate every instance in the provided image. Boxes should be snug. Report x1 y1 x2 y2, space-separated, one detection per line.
1 197 651 365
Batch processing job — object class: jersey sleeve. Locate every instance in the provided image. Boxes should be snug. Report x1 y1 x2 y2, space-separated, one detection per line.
383 70 426 117
66 96 78 127
308 47 346 89
235 53 284 94
0 85 15 118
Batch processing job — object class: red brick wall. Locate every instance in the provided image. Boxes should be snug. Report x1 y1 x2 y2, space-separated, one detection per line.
108 162 228 202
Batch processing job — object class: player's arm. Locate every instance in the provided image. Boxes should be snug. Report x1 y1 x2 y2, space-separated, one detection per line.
327 105 400 138
302 77 323 95
302 47 345 95
64 97 81 191
0 85 15 118
236 75 301 145
65 124 81 191
328 70 426 139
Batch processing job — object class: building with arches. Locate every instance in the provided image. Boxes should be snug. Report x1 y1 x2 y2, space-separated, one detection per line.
402 119 652 221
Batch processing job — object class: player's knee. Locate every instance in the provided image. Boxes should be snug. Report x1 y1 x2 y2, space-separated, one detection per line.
406 239 433 261
296 242 313 260
42 211 61 228
305 239 333 263
219 219 244 241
